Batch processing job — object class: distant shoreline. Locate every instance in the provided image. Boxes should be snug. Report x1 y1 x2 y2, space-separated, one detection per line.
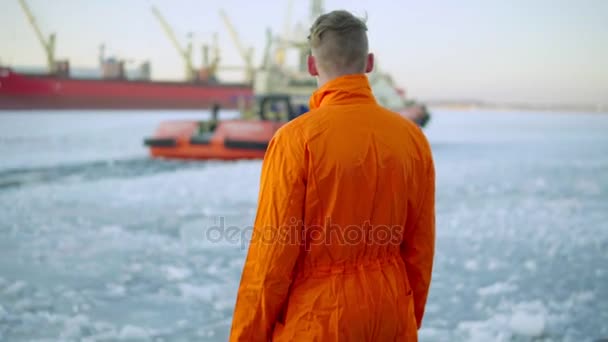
426 105 608 115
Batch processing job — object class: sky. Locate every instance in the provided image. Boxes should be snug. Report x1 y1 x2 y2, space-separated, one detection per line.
1 0 607 105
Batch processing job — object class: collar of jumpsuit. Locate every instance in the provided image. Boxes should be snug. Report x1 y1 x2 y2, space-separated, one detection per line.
309 74 377 110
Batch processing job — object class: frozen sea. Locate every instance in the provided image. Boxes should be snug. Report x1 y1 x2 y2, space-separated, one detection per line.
0 109 607 341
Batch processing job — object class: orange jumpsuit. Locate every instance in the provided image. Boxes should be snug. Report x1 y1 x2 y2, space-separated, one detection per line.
230 74 435 341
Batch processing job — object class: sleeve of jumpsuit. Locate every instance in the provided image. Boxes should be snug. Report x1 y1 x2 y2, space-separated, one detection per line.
401 148 436 329
229 127 307 342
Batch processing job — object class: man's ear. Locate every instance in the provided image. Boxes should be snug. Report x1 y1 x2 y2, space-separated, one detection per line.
308 55 319 76
365 53 374 73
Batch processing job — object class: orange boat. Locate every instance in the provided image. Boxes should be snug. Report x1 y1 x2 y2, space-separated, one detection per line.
143 95 430 161
144 95 302 160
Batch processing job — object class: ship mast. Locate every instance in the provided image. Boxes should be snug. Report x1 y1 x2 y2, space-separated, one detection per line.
218 9 254 83
208 32 220 80
310 0 325 23
17 0 56 74
201 32 221 82
261 27 273 70
150 6 196 82
275 0 294 67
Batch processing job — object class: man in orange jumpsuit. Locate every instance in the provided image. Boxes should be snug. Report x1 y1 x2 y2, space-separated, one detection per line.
230 9 435 341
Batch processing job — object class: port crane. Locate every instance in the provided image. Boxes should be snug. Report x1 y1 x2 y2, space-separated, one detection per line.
218 9 255 83
151 6 197 82
310 0 324 22
17 0 57 74
151 6 223 83
273 0 294 67
273 0 322 72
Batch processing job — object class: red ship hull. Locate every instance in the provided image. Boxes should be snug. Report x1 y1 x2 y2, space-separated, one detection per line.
0 68 254 110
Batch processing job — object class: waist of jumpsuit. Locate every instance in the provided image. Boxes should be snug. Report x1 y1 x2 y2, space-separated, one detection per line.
295 253 402 280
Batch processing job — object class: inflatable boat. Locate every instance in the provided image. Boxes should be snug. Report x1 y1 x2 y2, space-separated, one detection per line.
143 94 430 161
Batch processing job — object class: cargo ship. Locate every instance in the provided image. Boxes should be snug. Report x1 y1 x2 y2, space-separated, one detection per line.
0 0 254 111
0 66 253 110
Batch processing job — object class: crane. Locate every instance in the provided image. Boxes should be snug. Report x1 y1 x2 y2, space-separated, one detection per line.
275 0 322 69
310 0 324 22
17 0 56 74
274 0 294 67
261 27 273 70
150 6 196 82
218 9 254 83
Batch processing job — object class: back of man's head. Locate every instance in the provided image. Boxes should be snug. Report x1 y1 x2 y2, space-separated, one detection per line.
308 10 371 81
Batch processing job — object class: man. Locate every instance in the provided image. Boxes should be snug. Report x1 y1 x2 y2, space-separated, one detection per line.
230 10 435 341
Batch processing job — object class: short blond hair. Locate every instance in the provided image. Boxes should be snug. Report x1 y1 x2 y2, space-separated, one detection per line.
308 10 369 74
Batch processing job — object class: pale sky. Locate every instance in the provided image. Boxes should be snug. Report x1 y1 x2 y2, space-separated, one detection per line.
1 0 607 105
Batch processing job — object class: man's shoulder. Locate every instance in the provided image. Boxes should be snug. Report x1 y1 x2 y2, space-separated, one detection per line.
270 110 317 149
274 116 304 140
274 107 322 140
376 105 433 158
